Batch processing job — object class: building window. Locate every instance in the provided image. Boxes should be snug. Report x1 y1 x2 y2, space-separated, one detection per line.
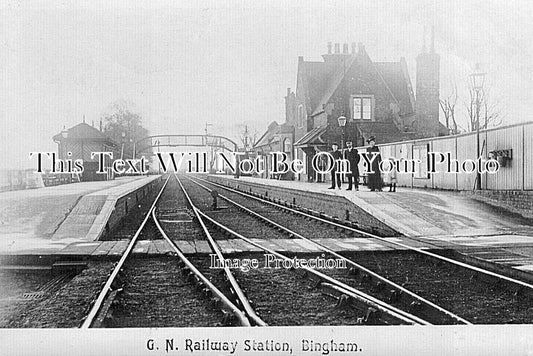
283 138 291 152
352 96 373 120
297 104 305 128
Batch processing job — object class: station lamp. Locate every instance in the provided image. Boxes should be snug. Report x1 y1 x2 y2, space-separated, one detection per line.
470 64 486 92
337 116 347 150
337 115 347 127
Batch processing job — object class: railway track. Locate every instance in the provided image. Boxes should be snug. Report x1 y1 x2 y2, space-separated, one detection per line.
82 174 427 327
184 175 533 324
81 175 250 328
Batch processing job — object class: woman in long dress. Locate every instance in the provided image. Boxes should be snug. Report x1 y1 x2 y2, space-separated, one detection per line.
366 136 382 191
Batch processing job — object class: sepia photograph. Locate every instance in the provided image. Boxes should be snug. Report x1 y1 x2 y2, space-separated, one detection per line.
1 1 533 355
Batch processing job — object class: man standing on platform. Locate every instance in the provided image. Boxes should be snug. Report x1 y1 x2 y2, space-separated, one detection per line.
366 136 382 191
328 143 342 190
344 140 360 191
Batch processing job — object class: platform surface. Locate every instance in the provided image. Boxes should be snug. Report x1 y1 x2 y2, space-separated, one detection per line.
208 175 533 273
0 176 159 254
3 173 533 277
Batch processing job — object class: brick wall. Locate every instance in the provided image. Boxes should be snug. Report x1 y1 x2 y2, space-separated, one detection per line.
471 190 533 219
207 175 400 236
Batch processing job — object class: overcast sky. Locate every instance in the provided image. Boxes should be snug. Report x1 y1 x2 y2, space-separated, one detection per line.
1 0 533 169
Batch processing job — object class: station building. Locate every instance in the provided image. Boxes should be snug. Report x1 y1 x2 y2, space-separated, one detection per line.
253 35 448 181
53 121 119 181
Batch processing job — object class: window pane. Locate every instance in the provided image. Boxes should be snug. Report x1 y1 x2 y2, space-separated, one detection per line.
353 98 362 119
284 139 291 152
362 98 371 120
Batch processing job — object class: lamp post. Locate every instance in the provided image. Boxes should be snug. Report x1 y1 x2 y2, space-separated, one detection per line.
337 115 347 149
337 115 347 183
470 64 486 191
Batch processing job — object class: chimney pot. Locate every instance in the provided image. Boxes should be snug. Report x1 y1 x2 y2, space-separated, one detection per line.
298 56 304 62
343 43 349 54
327 42 332 54
351 42 356 54
358 42 365 53
334 43 340 54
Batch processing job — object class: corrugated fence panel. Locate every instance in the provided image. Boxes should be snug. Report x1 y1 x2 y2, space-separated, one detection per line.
412 139 432 188
380 145 393 161
354 122 532 190
398 142 413 187
456 133 477 191
481 130 489 190
431 137 457 190
378 144 393 187
524 124 533 190
485 125 523 190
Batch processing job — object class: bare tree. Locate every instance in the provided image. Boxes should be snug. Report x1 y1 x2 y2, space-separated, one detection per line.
465 88 504 132
238 124 259 151
440 83 459 134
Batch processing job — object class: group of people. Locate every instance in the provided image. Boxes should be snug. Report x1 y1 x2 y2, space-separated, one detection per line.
327 136 397 192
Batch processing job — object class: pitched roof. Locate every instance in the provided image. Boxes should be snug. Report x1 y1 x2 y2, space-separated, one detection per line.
294 126 328 147
254 121 294 149
298 61 336 116
298 53 415 118
311 57 357 116
374 62 415 115
53 122 116 144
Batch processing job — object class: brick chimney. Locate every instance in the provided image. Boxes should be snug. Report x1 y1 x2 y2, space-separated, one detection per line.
284 88 296 125
415 26 441 134
322 42 352 64
342 43 349 54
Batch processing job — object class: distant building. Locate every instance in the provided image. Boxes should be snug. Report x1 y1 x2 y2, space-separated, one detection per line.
53 121 119 181
255 35 448 181
252 121 294 178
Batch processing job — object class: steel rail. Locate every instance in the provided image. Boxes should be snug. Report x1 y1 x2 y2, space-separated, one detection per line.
194 208 428 326
198 176 533 293
174 174 267 326
151 207 250 326
187 176 471 325
81 175 171 328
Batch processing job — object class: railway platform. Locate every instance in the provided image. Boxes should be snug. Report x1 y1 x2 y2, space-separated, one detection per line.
0 175 160 257
3 172 533 282
206 175 533 276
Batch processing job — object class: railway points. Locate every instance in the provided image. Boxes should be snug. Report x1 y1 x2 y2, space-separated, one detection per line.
1 173 533 327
